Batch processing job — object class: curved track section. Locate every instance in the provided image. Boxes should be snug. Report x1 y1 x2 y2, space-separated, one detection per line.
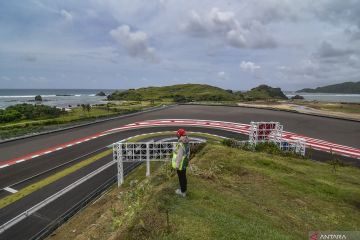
1 119 359 170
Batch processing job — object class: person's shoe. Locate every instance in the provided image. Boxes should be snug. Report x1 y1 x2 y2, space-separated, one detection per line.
175 189 186 197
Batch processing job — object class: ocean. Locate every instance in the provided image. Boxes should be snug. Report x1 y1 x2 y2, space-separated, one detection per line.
285 92 360 103
0 89 117 109
0 89 359 109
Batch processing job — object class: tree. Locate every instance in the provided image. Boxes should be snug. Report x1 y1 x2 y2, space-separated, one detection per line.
86 104 91 113
35 95 42 101
173 95 187 103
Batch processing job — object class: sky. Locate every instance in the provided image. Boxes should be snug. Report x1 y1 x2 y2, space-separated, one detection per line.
0 0 360 91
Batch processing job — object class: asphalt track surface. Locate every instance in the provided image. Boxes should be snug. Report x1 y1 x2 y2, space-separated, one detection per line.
0 105 359 239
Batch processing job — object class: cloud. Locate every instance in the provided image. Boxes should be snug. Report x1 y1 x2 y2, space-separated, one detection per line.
23 55 37 62
60 9 73 23
1 76 11 81
240 61 261 72
182 8 277 49
110 25 156 61
316 41 354 58
217 71 227 80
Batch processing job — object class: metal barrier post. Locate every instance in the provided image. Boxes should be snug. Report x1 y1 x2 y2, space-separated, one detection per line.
117 143 124 186
146 143 150 177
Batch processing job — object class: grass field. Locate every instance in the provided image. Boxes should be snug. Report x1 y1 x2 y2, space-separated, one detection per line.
49 143 360 240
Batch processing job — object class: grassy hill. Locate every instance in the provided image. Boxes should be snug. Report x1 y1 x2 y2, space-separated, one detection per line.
297 81 360 94
50 142 360 240
108 84 241 102
108 84 288 102
244 84 288 100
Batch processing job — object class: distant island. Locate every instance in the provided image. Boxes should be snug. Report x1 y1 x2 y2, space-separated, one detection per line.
297 81 360 94
107 84 288 102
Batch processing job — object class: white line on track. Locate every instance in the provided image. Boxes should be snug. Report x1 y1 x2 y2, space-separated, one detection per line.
3 187 18 194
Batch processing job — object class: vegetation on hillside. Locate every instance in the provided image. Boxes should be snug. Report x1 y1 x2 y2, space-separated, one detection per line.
108 84 242 102
50 143 360 240
297 81 360 94
108 84 289 102
243 84 288 100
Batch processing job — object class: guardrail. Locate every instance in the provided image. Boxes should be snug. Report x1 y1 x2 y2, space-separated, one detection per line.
0 161 116 234
30 162 141 240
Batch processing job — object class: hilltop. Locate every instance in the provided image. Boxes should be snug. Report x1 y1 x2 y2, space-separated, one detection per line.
108 84 288 102
108 84 240 102
243 84 288 100
297 81 360 94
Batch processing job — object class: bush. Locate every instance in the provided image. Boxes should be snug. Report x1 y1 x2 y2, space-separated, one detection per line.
0 109 22 123
254 142 282 154
3 103 65 122
173 95 187 103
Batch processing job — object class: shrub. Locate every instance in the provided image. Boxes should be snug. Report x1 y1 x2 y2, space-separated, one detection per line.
0 109 22 123
173 95 187 103
4 103 64 122
254 142 282 154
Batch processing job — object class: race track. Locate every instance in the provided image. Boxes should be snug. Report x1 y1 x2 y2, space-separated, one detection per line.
0 105 359 239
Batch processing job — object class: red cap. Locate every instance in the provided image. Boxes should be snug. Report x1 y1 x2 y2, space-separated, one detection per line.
176 128 186 137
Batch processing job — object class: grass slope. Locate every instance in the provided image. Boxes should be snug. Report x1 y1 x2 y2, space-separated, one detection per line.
50 143 360 240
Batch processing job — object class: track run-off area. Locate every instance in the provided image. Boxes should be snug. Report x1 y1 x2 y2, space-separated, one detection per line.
1 118 360 170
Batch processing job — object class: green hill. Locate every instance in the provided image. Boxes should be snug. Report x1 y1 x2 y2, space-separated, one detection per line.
108 84 241 102
244 84 288 100
297 81 360 93
108 84 288 102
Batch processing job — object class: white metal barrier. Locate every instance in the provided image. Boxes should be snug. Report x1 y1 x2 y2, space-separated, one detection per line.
113 142 203 186
278 139 306 156
249 121 305 156
249 121 283 145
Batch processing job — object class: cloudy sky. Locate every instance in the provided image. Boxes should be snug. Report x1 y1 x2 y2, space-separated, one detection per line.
0 0 359 90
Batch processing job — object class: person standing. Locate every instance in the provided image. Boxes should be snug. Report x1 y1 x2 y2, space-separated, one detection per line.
172 128 190 197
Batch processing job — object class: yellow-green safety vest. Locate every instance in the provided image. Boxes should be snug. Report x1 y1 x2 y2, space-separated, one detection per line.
171 142 188 170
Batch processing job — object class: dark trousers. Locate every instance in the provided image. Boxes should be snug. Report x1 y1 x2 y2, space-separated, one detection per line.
177 169 187 193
